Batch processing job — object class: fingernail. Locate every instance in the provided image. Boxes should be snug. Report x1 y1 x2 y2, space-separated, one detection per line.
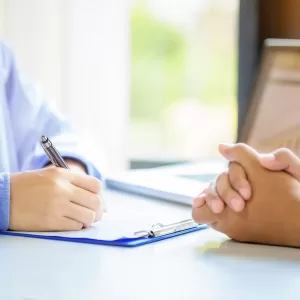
230 198 245 212
193 194 205 208
218 143 234 158
239 188 250 199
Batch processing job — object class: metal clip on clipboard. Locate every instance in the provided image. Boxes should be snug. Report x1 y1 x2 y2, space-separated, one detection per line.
134 219 198 238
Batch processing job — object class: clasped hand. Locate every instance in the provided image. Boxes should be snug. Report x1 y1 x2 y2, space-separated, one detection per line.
192 144 300 247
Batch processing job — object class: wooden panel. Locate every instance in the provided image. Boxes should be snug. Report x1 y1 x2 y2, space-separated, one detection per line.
238 0 300 140
278 0 300 38
259 0 300 42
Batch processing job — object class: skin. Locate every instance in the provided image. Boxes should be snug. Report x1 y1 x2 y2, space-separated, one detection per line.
194 144 300 214
9 159 103 231
192 144 300 248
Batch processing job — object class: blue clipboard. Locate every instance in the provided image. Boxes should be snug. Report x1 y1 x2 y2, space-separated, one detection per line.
0 221 208 247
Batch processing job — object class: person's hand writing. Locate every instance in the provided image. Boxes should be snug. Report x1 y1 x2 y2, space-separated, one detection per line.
45 159 106 212
192 144 300 247
9 167 103 231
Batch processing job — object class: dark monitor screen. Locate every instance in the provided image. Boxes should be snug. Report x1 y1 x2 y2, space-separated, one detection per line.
239 39 300 157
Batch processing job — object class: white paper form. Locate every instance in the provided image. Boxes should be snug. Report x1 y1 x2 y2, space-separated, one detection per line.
15 218 154 241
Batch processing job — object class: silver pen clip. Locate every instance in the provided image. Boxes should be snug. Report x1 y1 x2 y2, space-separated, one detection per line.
134 219 198 238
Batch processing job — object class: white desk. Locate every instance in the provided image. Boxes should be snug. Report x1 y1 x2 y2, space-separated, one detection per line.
1 190 300 300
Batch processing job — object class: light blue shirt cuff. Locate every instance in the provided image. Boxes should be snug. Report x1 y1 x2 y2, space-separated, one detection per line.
30 152 102 181
0 173 10 231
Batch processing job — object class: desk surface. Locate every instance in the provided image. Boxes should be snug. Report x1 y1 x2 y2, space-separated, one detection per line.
1 190 300 300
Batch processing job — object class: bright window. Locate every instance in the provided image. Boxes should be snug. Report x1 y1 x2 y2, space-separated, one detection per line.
130 0 239 161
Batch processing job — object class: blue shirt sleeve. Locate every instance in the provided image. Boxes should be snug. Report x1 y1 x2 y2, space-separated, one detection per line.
3 41 105 180
0 173 10 231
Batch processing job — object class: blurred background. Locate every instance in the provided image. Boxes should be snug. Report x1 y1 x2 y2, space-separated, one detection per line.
0 0 238 172
130 0 238 162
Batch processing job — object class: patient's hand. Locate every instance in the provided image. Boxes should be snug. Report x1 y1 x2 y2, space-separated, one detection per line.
192 144 300 248
194 145 300 214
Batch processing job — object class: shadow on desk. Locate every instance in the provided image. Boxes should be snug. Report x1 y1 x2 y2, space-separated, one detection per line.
198 239 300 262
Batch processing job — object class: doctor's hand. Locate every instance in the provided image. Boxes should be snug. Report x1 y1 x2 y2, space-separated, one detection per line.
9 168 103 231
192 144 300 247
193 144 300 214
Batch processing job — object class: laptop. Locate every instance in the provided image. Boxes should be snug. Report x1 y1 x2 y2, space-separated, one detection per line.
106 160 227 205
106 39 300 205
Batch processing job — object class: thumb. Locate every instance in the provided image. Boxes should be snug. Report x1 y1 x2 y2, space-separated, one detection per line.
259 148 300 181
218 143 260 170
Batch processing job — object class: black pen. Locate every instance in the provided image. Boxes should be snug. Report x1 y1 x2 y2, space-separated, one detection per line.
40 135 70 169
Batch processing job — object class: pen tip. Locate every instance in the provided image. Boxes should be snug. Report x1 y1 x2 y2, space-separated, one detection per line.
41 135 48 143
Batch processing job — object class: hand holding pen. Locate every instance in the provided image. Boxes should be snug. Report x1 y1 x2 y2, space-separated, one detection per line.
9 136 103 231
40 135 106 212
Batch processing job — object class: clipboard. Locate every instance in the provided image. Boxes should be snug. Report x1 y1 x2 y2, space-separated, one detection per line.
0 219 208 247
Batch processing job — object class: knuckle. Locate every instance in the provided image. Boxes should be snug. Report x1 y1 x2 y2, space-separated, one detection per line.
229 163 244 183
47 167 62 176
215 172 231 198
95 195 102 209
233 143 247 155
46 167 67 181
207 181 217 193
85 210 96 227
235 142 247 149
206 186 217 200
91 194 101 210
50 181 67 198
216 171 228 185
219 189 232 202
86 176 102 193
46 177 59 191
93 178 102 193
275 148 293 159
229 161 242 172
